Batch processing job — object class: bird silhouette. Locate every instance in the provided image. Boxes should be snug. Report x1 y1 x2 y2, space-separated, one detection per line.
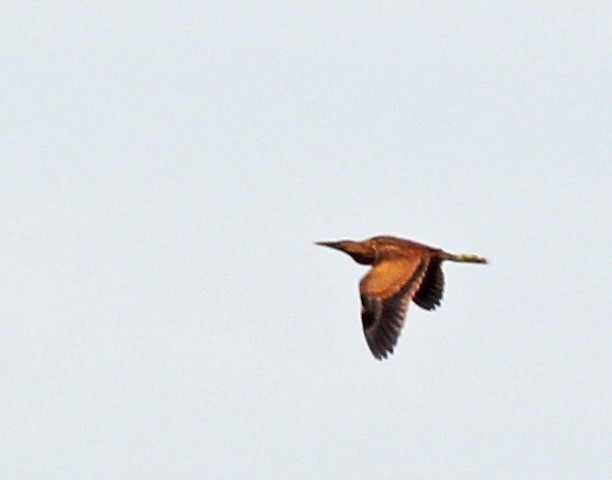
316 236 487 360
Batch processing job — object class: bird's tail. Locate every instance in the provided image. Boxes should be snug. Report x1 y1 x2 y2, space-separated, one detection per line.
447 253 488 264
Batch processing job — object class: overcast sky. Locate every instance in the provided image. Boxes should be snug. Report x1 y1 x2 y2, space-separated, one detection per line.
2 2 611 479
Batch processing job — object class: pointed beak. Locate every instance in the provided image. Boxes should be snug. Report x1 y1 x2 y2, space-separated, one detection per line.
315 241 343 251
315 239 372 264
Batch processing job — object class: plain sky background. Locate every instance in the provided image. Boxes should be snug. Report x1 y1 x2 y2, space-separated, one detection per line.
1 2 610 479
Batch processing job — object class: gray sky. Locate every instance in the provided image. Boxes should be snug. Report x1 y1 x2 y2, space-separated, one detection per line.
2 2 611 479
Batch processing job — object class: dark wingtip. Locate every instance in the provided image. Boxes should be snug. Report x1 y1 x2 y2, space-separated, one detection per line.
373 348 391 361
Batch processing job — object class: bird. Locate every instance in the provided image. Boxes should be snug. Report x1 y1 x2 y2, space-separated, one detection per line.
316 236 487 360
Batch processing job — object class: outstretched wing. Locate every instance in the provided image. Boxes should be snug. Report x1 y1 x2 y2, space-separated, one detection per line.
359 257 429 359
413 257 445 310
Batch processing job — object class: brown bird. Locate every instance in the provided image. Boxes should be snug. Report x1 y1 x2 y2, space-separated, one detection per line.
316 236 487 360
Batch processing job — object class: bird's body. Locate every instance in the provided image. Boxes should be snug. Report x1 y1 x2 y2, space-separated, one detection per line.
316 236 487 360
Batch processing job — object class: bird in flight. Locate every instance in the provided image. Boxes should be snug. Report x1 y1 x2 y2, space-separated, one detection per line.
316 236 487 360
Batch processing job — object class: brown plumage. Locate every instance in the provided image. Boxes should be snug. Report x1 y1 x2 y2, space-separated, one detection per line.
316 236 487 360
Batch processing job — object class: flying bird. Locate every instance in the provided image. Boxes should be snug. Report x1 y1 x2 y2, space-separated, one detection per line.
316 236 487 360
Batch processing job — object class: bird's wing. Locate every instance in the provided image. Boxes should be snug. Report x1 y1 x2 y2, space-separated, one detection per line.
413 257 445 310
359 257 429 359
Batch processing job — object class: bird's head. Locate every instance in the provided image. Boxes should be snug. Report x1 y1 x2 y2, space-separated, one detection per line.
315 239 376 265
